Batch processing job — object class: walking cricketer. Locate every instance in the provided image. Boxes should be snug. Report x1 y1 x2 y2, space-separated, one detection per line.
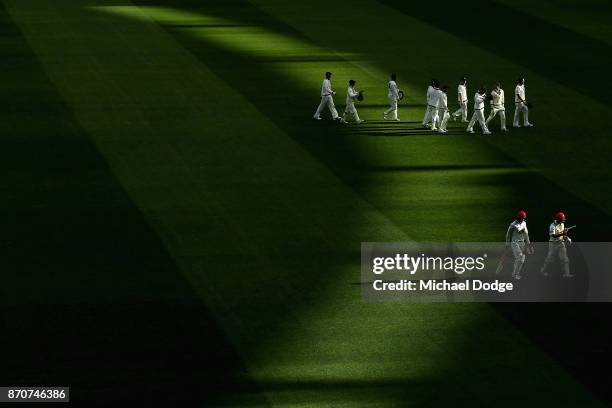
313 72 342 121
383 74 400 121
486 82 508 131
422 79 440 129
344 80 364 124
437 85 451 133
541 212 574 278
505 210 532 280
466 87 491 134
513 77 533 128
452 77 468 122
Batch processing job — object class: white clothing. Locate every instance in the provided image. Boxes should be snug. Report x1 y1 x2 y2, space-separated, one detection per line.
458 84 467 103
384 80 399 120
473 92 486 110
486 89 506 130
321 78 334 97
514 84 525 103
513 102 530 126
506 220 530 278
436 92 449 130
388 80 399 99
314 95 339 119
506 220 530 244
344 86 361 122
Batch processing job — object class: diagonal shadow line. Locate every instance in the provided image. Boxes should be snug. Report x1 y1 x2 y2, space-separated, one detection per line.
127 2 612 404
378 0 612 106
363 163 518 172
123 1 612 405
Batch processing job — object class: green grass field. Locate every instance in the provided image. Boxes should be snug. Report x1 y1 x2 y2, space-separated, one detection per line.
2 0 612 406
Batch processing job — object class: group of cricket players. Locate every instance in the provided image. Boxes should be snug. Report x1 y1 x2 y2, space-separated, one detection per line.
313 72 533 132
315 72 574 281
505 210 573 280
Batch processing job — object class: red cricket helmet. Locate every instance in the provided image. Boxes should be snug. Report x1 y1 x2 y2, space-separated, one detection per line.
555 211 566 222
516 210 527 220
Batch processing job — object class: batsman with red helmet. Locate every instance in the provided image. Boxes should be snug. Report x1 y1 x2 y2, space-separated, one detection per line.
505 210 532 280
540 211 574 278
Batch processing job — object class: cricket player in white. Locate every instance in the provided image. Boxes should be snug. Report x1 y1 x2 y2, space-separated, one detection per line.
344 80 364 124
314 72 341 121
430 87 445 131
513 77 533 127
486 82 508 131
541 212 573 278
466 88 491 134
422 79 440 129
452 77 468 122
383 74 400 121
505 210 531 280
437 85 450 133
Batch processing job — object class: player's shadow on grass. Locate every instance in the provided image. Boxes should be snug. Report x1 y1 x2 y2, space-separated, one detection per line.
355 103 423 109
346 121 422 126
345 127 462 137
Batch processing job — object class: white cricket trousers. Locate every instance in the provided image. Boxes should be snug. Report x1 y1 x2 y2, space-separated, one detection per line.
422 105 439 128
513 102 529 126
486 106 507 129
467 109 489 132
384 96 398 120
439 111 450 131
453 101 468 121
511 241 526 278
541 242 571 277
314 95 339 119
344 103 361 122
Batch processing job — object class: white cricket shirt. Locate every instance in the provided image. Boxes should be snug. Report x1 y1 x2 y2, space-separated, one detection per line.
515 84 526 103
458 84 467 102
321 79 333 97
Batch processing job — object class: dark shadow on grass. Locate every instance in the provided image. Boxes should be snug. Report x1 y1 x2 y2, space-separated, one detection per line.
353 130 445 137
462 167 612 402
0 5 260 406
379 0 612 105
209 371 601 407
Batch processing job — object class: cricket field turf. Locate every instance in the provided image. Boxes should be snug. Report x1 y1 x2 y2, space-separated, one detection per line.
1 0 612 406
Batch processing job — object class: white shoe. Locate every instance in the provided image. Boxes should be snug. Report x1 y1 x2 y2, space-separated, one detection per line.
466 129 475 133
394 118 400 122
483 130 492 135
356 119 364 124
452 115 457 122
525 123 533 127
314 116 321 120
431 127 438 131
439 129 447 133
383 113 387 120
513 124 521 128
